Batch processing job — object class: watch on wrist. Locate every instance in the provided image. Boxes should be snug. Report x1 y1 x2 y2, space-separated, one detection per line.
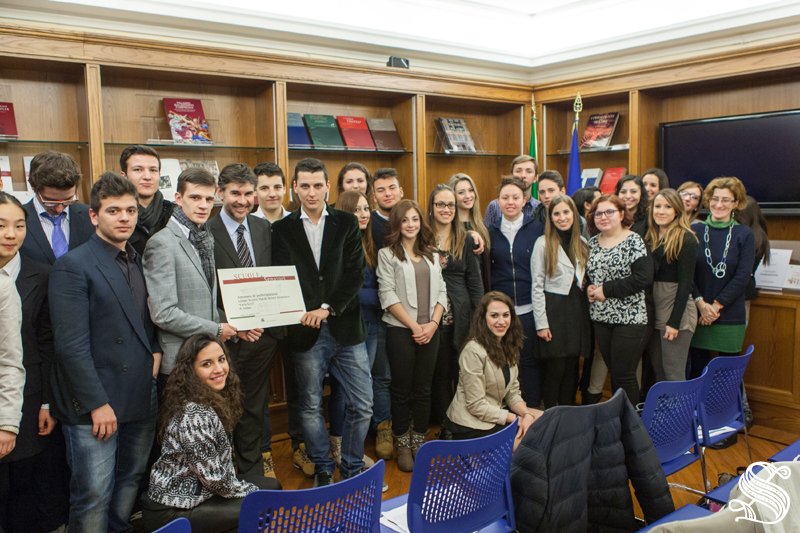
321 303 334 316
217 324 224 338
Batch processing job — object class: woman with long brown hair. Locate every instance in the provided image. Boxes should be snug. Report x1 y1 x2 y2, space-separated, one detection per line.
448 173 491 290
142 333 281 532
530 195 590 408
377 199 447 472
444 292 541 446
645 189 698 382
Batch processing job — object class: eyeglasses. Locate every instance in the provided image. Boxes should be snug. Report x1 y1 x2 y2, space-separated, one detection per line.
37 192 77 209
709 197 735 206
593 209 620 220
679 191 700 201
434 202 456 211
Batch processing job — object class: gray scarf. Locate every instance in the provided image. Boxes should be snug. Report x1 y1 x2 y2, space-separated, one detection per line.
171 206 216 289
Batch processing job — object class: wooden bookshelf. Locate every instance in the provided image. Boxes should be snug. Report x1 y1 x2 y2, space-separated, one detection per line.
0 58 91 199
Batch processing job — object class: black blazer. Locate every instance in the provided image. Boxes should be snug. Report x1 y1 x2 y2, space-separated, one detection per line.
49 236 160 425
440 234 485 351
272 207 366 353
20 200 94 265
207 212 281 340
129 199 174 257
2 256 53 462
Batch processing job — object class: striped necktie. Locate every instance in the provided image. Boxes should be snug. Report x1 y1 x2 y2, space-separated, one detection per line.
236 224 254 268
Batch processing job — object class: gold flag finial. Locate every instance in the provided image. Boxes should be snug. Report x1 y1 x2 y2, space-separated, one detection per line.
573 92 583 121
531 93 537 120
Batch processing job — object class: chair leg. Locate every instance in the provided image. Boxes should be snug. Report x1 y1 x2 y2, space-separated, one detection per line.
667 482 707 497
743 424 753 464
700 447 711 492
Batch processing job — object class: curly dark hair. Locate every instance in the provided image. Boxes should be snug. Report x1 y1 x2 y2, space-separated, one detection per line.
157 333 243 442
384 199 436 262
615 174 648 223
466 292 524 369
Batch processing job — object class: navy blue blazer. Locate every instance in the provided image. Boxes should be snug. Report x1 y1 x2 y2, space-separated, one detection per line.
20 200 94 266
49 236 160 425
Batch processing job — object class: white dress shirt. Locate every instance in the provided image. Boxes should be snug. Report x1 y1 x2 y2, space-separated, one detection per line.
34 195 71 248
500 214 532 316
0 253 21 281
300 206 328 270
252 206 289 220
219 209 255 266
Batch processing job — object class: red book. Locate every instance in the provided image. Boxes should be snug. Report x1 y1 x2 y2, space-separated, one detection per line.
0 103 17 137
337 116 375 150
599 167 627 194
163 98 212 144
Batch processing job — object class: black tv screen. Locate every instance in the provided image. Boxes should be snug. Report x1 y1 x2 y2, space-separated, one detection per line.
660 109 800 214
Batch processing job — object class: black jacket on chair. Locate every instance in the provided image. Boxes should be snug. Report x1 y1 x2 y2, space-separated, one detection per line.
272 206 366 353
510 389 674 532
20 201 94 266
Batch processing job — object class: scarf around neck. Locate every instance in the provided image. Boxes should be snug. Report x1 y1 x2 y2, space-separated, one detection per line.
139 189 164 233
172 206 216 289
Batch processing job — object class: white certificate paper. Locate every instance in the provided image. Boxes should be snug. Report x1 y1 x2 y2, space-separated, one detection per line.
218 266 306 329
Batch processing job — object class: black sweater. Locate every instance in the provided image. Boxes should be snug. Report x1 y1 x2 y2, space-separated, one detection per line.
652 232 698 330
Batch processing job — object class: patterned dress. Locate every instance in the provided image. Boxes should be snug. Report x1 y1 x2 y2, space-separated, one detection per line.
586 233 649 325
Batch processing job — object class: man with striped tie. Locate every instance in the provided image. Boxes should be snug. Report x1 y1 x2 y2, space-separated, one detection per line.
207 163 280 479
20 151 94 265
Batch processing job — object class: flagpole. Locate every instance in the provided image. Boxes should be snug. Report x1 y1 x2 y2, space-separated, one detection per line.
530 93 539 200
566 93 583 196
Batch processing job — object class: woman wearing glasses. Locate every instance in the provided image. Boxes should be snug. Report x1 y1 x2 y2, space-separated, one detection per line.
586 194 653 404
426 185 484 425
687 177 755 380
677 182 704 223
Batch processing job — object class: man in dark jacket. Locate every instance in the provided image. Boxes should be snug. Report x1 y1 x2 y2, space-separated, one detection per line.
511 389 674 532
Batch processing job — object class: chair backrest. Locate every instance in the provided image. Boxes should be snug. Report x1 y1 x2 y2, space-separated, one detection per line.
698 346 753 445
155 517 191 533
238 460 385 533
641 373 706 466
406 419 517 533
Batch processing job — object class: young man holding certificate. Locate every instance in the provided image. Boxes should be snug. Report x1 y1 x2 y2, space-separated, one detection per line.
272 158 372 488
207 163 279 479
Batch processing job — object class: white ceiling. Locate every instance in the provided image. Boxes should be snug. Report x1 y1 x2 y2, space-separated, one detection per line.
3 0 800 82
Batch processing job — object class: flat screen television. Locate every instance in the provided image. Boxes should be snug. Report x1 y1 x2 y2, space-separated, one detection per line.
660 109 800 214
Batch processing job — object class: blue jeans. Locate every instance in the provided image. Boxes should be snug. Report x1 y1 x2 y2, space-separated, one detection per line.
62 382 157 533
329 316 389 435
294 323 372 479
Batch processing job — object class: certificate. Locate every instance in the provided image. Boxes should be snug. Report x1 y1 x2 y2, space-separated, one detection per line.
217 266 306 330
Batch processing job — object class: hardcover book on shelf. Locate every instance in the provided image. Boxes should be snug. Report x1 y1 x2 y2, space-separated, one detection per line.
337 116 376 151
287 112 312 148
579 112 619 150
581 168 604 187
163 98 212 144
366 118 404 151
438 118 477 153
304 114 345 150
159 158 183 200
0 156 11 191
0 103 17 138
599 167 627 194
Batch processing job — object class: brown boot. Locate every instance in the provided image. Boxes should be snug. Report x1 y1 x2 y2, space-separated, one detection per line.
410 428 427 459
375 420 393 461
395 431 414 472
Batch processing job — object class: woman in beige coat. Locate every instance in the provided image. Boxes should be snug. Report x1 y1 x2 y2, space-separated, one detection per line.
444 291 541 447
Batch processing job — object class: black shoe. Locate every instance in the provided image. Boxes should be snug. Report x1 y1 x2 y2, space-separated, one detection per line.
709 433 738 450
313 471 334 488
582 391 602 405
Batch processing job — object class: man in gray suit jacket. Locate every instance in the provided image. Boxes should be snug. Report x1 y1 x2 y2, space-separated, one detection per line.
208 163 278 478
143 168 249 389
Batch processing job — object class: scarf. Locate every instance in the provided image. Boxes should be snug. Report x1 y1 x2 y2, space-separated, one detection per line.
138 190 164 233
171 206 216 289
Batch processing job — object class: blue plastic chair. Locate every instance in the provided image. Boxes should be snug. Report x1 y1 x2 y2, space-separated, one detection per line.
238 460 385 533
769 438 800 462
697 346 754 490
704 464 764 505
381 419 517 533
641 372 708 495
637 504 713 532
154 517 191 533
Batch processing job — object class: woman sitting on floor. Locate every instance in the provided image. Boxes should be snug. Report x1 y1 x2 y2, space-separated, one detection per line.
142 333 281 533
443 291 542 448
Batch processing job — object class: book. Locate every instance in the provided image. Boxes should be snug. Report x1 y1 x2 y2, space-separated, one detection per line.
0 156 10 190
438 118 477 153
784 264 800 289
581 168 604 187
176 159 219 181
303 114 345 150
163 98 213 144
159 158 182 200
579 112 619 150
336 116 375 151
599 167 627 194
0 103 17 138
755 249 792 290
287 112 312 148
366 118 404 151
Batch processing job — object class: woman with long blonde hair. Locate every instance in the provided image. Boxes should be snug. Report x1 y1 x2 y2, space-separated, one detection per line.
448 173 491 290
530 195 590 408
645 189 698 381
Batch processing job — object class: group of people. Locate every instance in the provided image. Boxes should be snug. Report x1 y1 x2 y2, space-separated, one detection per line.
0 146 768 533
